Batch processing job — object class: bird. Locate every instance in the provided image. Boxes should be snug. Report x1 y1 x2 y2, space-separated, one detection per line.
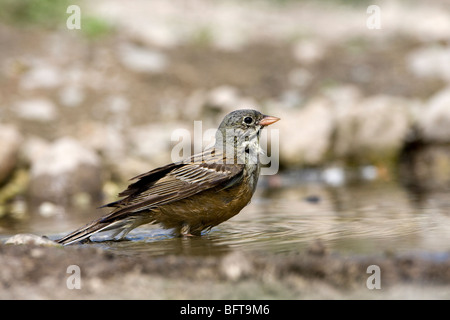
56 109 280 245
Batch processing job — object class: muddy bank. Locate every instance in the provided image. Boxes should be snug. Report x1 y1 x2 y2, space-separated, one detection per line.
1 241 449 299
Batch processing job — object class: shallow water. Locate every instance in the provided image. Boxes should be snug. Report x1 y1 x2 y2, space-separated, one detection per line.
2 177 450 258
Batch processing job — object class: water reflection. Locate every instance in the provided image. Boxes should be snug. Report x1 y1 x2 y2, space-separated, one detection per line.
2 177 450 257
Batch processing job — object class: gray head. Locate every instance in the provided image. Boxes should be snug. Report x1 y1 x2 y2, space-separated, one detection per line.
216 109 279 138
214 109 279 162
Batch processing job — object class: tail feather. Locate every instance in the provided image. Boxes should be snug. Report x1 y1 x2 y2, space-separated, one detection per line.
56 218 138 245
56 222 111 245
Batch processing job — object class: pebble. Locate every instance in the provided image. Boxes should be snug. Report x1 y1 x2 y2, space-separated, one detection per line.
20 64 61 90
322 167 346 186
29 137 102 205
5 233 60 246
118 43 168 73
418 87 450 143
13 98 58 122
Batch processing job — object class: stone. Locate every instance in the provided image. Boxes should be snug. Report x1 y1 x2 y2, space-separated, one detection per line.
38 201 65 218
20 136 50 166
76 121 126 163
59 85 85 108
28 137 102 206
407 45 450 82
288 68 313 88
127 123 182 165
322 167 346 186
0 125 22 184
333 94 412 163
399 144 450 191
418 87 450 143
277 98 335 166
20 63 62 90
205 85 240 111
118 43 168 73
292 39 326 65
204 85 258 125
13 98 58 122
5 233 60 246
220 251 252 281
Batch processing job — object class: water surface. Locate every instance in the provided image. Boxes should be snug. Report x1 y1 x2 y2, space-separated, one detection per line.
2 178 450 258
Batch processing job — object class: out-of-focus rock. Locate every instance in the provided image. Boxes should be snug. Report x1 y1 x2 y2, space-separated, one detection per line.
399 143 450 192
275 85 414 168
76 121 126 163
38 201 65 218
20 63 62 90
21 136 50 166
13 98 58 122
205 85 240 114
204 85 258 124
5 233 60 247
292 39 326 65
29 137 102 206
417 87 450 143
0 125 23 185
321 167 346 186
183 89 208 120
128 122 193 165
407 45 450 82
333 95 412 163
118 43 168 73
220 251 252 281
59 85 85 108
288 68 313 88
400 87 450 191
279 89 303 109
278 98 334 166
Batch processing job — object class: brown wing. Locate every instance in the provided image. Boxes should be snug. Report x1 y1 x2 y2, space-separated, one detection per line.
57 148 244 245
98 148 244 223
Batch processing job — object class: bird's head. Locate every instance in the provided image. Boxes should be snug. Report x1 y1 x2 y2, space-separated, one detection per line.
214 109 280 162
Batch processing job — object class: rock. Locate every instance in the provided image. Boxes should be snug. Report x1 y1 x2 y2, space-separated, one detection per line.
20 136 50 166
333 94 412 164
418 87 450 143
5 234 60 247
28 137 102 206
407 45 450 82
13 98 58 122
220 251 252 281
205 85 240 114
0 125 22 184
292 39 326 65
322 167 346 186
38 201 65 218
59 85 85 108
204 85 257 119
20 63 62 90
104 94 131 114
279 89 303 109
277 98 334 166
76 121 126 163
275 86 414 168
288 68 313 88
118 43 168 73
399 143 450 192
127 123 184 165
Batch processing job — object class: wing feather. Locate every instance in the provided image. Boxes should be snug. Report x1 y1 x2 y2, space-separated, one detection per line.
98 148 244 223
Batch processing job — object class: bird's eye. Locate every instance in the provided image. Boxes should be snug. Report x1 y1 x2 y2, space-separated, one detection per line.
243 116 253 124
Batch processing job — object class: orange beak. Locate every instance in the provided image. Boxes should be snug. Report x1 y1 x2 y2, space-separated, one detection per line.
259 115 280 126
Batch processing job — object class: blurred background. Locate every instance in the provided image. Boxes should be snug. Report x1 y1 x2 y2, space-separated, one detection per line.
1 0 450 257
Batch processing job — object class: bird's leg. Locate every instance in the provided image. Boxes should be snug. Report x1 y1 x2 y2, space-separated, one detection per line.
180 223 194 237
79 237 93 244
